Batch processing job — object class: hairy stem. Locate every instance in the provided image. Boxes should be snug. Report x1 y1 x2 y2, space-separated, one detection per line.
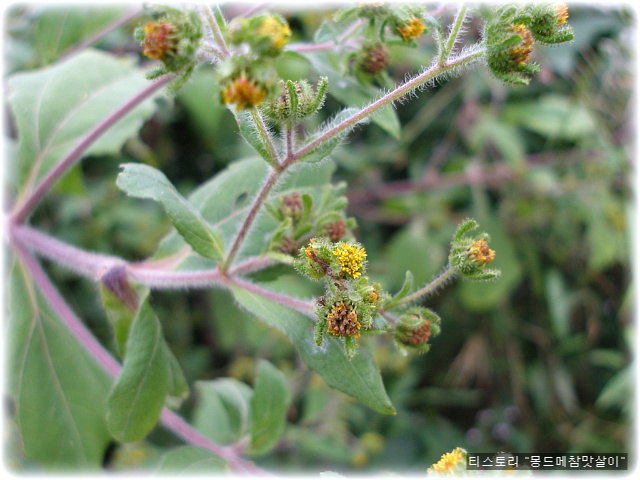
11 75 172 225
393 265 457 308
440 4 469 64
222 169 282 271
291 47 485 163
226 275 316 317
200 4 229 57
250 108 281 168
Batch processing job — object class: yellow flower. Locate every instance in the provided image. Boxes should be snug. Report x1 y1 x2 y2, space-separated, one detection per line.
221 76 267 111
142 22 176 60
428 447 467 475
256 16 292 50
468 239 495 265
555 4 569 26
397 16 426 41
332 243 367 279
326 302 361 338
509 24 535 66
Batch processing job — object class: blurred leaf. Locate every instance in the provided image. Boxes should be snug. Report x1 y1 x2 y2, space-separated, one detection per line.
107 296 170 443
384 270 414 311
6 260 112 468
504 94 598 141
249 360 289 456
596 366 632 415
193 379 253 443
231 285 396 415
155 446 227 474
29 5 133 65
544 270 572 339
117 163 224 261
7 49 156 193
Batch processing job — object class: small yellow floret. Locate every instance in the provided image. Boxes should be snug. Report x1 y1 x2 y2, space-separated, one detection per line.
332 243 367 279
469 239 495 265
256 16 292 50
556 4 569 25
428 447 467 475
398 16 426 41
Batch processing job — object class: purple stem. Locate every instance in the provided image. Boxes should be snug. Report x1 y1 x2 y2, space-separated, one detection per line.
10 239 271 474
226 275 315 317
11 75 172 225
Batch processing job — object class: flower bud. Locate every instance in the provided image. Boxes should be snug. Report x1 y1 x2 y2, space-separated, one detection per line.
325 219 347 242
221 75 268 111
264 78 328 123
394 307 441 353
528 3 574 45
357 42 389 76
449 218 501 281
395 16 426 42
228 14 291 56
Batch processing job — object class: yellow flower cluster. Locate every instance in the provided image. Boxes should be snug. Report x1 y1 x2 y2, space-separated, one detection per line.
256 16 292 50
398 16 426 41
332 243 367 279
469 238 495 265
556 4 569 26
510 24 535 66
428 447 467 475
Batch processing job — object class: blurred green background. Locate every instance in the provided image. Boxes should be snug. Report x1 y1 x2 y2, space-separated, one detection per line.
4 2 634 474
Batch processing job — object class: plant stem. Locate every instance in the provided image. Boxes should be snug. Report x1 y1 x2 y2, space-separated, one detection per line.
222 168 282 271
11 241 270 474
393 265 458 308
250 108 280 168
440 4 469 64
291 47 485 163
11 75 172 225
200 4 230 57
226 275 316 317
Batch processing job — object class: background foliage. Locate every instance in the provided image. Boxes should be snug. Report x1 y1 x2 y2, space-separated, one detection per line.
3 2 634 475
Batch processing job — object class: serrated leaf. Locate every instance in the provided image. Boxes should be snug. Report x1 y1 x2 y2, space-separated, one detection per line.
117 163 224 261
6 260 113 468
155 447 228 474
7 49 157 194
249 360 289 456
106 297 170 443
230 285 396 415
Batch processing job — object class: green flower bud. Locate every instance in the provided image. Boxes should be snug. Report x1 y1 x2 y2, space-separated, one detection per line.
394 307 441 353
264 77 328 124
449 219 501 281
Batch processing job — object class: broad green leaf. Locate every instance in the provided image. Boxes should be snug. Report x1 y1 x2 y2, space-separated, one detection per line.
7 49 157 193
249 360 289 455
155 447 228 475
117 163 224 261
106 297 170 443
154 157 337 264
299 107 369 164
6 260 113 468
30 5 133 66
230 285 396 415
192 382 234 445
193 379 253 443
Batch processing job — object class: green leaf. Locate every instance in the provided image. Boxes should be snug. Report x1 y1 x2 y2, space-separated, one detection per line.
7 49 157 193
299 107 369 164
165 346 190 409
235 110 277 166
106 297 170 443
30 6 133 66
230 285 396 415
117 163 224 261
249 360 289 455
383 270 414 311
155 447 228 474
154 157 337 265
193 379 253 443
6 260 113 468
